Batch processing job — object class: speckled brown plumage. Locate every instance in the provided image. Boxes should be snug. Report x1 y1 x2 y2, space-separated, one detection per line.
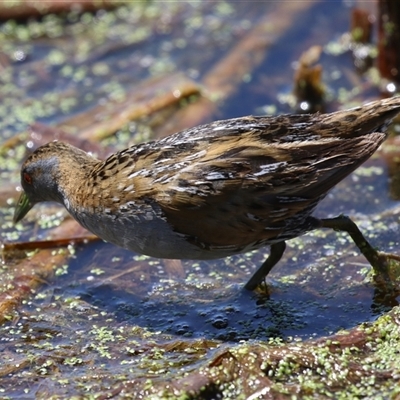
14 97 400 290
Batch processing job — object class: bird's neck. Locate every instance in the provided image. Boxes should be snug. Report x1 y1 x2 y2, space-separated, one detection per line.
56 154 101 212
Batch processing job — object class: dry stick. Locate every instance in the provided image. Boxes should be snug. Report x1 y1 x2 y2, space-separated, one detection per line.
378 0 400 86
0 358 31 378
60 72 201 142
351 8 373 44
0 0 122 20
2 235 98 252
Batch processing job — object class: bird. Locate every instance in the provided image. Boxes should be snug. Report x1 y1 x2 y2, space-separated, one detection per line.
13 97 400 291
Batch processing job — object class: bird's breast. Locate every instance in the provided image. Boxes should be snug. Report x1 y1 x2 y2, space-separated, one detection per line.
68 202 255 259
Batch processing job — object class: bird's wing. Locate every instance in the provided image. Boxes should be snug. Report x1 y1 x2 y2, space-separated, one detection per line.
111 116 382 248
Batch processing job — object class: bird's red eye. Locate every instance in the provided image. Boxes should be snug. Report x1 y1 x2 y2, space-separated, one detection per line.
23 172 32 185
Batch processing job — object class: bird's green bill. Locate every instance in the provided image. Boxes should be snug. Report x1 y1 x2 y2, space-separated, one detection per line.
13 191 33 223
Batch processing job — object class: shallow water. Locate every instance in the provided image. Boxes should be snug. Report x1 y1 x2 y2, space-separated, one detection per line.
1 1 400 398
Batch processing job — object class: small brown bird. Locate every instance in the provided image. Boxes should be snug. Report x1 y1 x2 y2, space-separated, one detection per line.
14 97 400 290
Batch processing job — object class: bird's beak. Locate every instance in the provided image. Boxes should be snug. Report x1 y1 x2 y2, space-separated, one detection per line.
13 191 33 223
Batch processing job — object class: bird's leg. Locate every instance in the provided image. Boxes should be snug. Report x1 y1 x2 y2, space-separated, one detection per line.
244 241 286 291
320 215 398 288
